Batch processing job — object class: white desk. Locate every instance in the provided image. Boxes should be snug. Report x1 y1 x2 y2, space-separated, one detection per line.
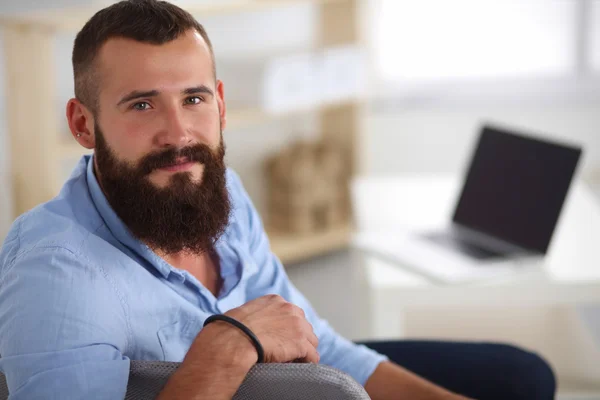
351 173 600 291
350 175 600 394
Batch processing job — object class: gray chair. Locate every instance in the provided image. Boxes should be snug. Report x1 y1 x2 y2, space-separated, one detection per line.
0 361 371 399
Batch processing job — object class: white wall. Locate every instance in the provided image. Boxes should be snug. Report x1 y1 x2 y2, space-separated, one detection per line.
0 0 85 14
364 103 600 191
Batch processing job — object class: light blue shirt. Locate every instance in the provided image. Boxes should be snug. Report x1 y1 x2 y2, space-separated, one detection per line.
0 155 386 399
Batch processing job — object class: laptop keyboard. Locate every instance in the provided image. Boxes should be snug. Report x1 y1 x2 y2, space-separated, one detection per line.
423 232 507 260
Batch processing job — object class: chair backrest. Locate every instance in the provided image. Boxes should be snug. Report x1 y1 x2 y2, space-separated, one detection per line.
0 371 6 400
0 361 371 400
231 363 371 400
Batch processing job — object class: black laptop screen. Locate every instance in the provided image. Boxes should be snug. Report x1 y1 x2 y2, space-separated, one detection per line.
452 125 582 254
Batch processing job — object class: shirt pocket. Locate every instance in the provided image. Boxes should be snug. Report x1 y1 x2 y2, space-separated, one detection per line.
157 319 203 362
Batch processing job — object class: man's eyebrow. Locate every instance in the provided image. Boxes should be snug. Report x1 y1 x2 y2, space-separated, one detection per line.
117 90 159 106
117 86 214 106
183 85 214 97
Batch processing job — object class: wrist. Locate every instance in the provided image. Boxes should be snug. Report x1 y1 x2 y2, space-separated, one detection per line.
160 322 256 400
187 320 258 371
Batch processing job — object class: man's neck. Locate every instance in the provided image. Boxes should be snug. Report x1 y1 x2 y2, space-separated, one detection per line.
159 249 222 297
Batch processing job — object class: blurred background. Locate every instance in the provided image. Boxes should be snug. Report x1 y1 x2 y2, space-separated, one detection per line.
1 0 600 398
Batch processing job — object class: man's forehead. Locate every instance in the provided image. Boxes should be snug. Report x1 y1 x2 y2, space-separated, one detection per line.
98 30 212 64
96 31 215 95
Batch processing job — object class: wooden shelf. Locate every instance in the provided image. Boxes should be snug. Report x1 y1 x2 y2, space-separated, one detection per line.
58 99 361 159
268 224 353 265
0 0 348 32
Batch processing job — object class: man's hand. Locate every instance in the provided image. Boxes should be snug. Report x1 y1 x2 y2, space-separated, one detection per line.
225 294 320 364
157 295 319 400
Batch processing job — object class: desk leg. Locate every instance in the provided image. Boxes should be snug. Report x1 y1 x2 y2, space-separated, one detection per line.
577 305 600 349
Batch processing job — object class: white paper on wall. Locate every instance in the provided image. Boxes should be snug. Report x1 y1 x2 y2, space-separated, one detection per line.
262 52 319 114
262 46 366 114
320 45 367 104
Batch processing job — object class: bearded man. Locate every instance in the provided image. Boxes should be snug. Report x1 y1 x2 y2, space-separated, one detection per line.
0 1 555 399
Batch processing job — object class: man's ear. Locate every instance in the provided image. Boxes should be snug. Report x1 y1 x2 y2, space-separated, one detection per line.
216 79 227 132
66 98 95 150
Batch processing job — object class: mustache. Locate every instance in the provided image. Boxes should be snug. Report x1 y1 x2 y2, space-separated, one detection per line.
138 144 219 176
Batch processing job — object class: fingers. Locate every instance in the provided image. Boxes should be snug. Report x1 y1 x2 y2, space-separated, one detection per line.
296 317 319 363
268 296 319 354
293 303 306 319
304 321 319 350
299 338 320 364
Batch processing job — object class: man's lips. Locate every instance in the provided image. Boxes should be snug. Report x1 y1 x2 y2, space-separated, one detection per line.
159 157 195 172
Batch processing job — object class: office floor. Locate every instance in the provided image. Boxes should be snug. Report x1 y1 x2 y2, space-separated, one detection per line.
286 249 600 400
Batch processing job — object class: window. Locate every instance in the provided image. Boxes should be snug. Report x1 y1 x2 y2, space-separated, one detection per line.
590 0 600 73
372 0 600 102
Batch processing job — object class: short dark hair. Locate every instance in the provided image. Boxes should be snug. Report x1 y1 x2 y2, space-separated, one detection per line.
72 0 215 113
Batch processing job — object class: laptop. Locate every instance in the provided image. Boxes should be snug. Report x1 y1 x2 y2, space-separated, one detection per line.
421 124 583 264
355 124 583 283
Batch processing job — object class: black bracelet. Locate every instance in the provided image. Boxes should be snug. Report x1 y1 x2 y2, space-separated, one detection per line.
203 314 265 364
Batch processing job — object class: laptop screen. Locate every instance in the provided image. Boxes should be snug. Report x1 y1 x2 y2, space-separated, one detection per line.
452 125 582 254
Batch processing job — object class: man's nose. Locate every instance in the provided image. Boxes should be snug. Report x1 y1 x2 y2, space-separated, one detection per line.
155 108 192 148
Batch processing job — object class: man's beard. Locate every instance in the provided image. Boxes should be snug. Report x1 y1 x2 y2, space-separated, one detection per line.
93 122 231 256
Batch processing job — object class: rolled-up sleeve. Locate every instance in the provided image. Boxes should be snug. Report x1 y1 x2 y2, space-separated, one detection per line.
0 245 131 399
228 171 388 386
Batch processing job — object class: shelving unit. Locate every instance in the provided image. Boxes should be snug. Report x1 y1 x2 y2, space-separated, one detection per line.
0 0 364 264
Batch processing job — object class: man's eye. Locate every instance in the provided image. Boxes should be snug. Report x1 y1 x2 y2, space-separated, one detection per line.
132 102 151 111
185 96 203 105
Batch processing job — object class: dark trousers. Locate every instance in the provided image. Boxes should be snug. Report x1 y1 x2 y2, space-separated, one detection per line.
358 340 556 400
